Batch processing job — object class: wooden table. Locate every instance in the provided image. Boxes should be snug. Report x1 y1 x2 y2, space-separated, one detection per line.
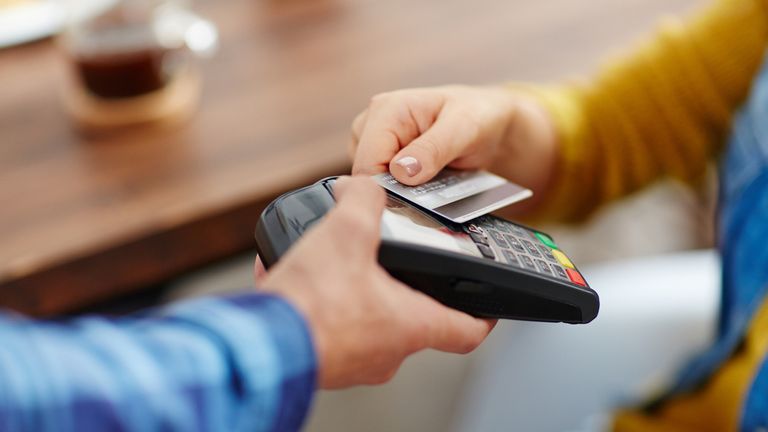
0 0 700 316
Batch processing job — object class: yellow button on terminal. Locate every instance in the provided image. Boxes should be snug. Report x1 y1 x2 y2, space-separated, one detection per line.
552 250 574 269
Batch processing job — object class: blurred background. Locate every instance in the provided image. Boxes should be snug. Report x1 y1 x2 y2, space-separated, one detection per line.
0 0 715 430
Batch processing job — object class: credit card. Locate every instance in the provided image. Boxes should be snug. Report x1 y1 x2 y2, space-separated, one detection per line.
373 169 532 223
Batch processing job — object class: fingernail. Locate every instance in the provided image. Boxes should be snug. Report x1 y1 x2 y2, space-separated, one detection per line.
395 156 422 177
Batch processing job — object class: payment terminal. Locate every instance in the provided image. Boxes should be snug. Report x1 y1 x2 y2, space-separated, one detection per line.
255 177 599 324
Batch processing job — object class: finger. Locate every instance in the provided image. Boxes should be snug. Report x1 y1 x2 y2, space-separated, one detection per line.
328 176 387 253
351 109 368 144
253 256 267 282
430 311 495 354
417 296 496 354
333 176 386 218
347 109 369 161
351 97 422 176
389 108 478 186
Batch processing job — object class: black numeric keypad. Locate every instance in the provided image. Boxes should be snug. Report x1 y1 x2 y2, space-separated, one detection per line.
464 216 586 287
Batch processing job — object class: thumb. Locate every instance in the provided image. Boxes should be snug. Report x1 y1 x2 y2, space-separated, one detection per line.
388 109 472 185
333 176 386 214
329 176 387 253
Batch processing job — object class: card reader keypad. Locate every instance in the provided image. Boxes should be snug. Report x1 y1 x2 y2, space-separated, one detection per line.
464 217 587 287
504 234 526 253
487 229 509 249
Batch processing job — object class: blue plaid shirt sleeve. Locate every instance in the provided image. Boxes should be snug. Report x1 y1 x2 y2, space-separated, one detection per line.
0 292 317 432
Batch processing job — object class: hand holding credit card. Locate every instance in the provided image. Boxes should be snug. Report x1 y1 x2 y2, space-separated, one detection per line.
373 169 532 223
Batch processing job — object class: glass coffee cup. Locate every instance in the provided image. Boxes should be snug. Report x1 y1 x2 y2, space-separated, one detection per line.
61 0 217 131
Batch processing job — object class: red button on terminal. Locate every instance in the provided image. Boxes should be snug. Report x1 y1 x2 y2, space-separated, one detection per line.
566 269 586 286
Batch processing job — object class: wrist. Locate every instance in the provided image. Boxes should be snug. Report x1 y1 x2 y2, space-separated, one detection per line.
492 87 560 215
260 275 331 387
276 290 338 388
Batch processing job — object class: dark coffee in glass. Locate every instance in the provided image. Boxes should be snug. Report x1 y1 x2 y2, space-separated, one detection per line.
72 15 181 99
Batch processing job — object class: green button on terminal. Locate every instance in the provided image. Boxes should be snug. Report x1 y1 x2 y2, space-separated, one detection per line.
535 232 558 249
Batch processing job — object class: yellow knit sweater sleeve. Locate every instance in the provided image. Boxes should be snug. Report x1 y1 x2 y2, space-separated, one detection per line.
531 0 768 222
